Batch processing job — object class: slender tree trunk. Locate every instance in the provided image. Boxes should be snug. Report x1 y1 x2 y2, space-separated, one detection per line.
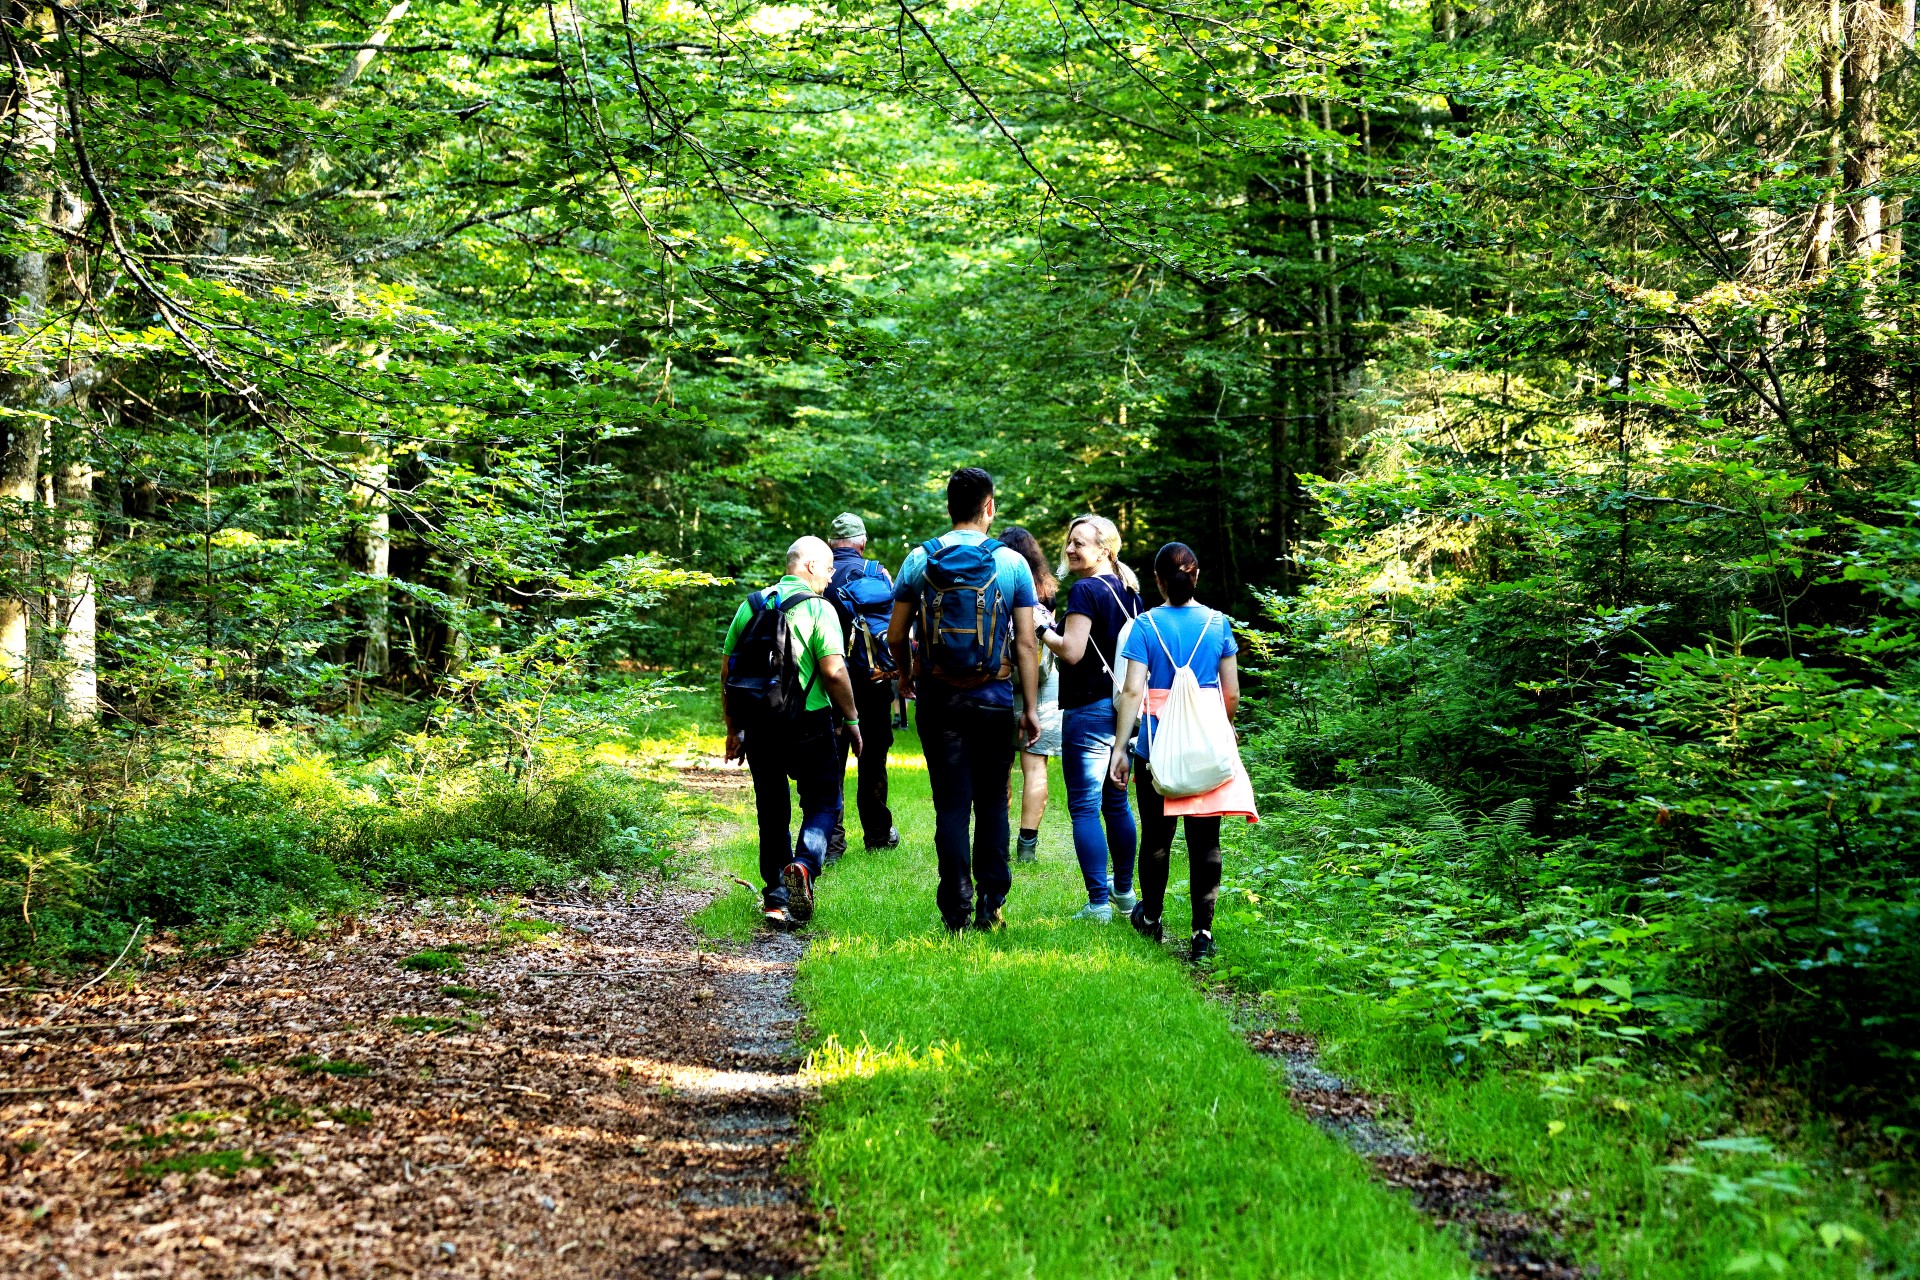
52 419 95 720
350 455 390 678
0 5 57 686
1749 0 1789 92
1885 1 1915 268
1842 0 1887 258
1808 0 1846 274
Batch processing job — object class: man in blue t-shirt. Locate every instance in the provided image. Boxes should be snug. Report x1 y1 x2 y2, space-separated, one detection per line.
887 468 1040 932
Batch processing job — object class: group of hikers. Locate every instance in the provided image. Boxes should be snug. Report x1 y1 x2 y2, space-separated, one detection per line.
721 467 1256 962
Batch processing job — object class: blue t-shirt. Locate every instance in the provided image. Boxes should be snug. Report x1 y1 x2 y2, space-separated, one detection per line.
894 529 1037 710
1119 604 1238 755
1059 573 1144 710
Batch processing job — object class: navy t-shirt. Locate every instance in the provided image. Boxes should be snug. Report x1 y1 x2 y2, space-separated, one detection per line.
1058 573 1144 710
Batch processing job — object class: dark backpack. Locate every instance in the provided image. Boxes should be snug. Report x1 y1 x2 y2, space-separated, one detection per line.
915 536 1011 688
831 559 897 683
723 588 820 723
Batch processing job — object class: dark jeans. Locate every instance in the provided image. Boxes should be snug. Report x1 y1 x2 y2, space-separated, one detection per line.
745 709 841 907
1135 763 1224 934
917 695 1016 927
829 677 897 853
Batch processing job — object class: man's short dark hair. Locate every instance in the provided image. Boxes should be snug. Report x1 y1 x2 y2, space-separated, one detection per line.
947 467 995 523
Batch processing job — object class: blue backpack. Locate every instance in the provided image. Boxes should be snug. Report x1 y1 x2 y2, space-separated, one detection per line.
916 536 1011 688
831 559 897 683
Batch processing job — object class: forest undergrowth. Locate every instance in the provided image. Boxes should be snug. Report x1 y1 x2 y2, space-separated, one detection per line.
0 689 717 964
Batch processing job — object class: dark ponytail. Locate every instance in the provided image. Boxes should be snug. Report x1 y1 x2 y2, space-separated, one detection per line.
1154 542 1200 606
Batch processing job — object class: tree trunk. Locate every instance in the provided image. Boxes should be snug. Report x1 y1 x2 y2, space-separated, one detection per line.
1808 0 1845 274
53 435 95 721
1842 0 1887 258
350 456 391 678
0 5 57 686
1748 0 1789 91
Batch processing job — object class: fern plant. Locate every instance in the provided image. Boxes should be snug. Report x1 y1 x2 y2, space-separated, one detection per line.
1401 778 1539 899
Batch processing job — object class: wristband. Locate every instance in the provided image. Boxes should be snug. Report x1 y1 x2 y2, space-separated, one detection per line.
843 717 860 726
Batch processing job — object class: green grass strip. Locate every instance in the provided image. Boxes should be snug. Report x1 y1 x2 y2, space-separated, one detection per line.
700 737 1472 1279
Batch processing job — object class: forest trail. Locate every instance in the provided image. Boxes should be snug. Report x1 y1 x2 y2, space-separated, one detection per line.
701 734 1486 1279
1 806 817 1280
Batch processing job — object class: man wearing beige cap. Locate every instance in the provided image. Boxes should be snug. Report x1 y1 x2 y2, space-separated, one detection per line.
824 512 902 862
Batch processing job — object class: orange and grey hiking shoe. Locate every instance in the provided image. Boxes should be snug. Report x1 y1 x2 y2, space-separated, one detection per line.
781 862 814 925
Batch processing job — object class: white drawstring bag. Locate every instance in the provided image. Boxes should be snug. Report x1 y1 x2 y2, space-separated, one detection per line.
1141 610 1238 797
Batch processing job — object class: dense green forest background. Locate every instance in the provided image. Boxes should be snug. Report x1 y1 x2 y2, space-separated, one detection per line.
3 0 1919 1180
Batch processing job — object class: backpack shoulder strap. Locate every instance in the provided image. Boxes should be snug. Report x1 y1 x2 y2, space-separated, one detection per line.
921 536 945 558
1181 609 1220 668
1142 609 1177 666
864 558 886 580
776 590 820 613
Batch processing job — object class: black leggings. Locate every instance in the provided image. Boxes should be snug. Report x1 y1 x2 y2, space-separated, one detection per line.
1134 763 1223 934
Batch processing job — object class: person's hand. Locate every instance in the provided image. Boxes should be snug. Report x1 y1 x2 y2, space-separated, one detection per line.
1107 745 1132 789
725 728 746 764
1021 710 1041 748
897 672 914 702
842 722 864 758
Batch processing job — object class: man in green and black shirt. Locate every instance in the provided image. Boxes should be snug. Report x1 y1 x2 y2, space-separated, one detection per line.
722 536 864 930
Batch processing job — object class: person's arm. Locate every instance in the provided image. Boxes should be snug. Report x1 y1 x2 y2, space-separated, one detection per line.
886 599 916 701
1107 660 1150 787
722 654 744 762
819 653 864 758
1043 611 1093 665
1013 605 1040 746
1219 653 1240 722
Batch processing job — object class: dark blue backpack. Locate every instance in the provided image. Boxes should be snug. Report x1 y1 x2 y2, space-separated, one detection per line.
723 589 819 724
831 559 897 683
916 536 1010 688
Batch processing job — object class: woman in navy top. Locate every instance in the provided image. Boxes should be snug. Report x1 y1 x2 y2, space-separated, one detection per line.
1040 514 1145 922
1108 543 1244 963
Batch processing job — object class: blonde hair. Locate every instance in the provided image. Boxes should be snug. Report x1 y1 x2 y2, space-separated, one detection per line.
1060 514 1140 592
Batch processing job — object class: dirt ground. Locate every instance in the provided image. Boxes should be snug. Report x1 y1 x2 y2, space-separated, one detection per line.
1 875 815 1280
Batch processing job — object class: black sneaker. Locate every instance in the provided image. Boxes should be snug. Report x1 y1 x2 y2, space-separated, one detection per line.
971 906 1006 933
1189 930 1216 964
942 915 969 934
866 827 901 851
1130 904 1164 944
1015 834 1038 863
763 905 800 932
782 862 814 925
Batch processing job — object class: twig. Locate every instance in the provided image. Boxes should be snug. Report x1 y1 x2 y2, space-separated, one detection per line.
725 874 758 894
46 919 147 1018
425 1077 552 1099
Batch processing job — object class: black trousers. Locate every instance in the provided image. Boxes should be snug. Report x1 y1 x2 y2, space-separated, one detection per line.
745 709 840 906
918 696 1016 928
829 677 897 853
1135 763 1224 935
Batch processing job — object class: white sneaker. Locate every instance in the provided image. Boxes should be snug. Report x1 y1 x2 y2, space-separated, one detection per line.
1074 902 1114 924
1111 890 1138 914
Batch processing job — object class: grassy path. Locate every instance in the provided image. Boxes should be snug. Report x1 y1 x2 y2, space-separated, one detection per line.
699 726 1475 1279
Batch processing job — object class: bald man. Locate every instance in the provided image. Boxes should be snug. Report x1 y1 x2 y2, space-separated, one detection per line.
721 536 864 931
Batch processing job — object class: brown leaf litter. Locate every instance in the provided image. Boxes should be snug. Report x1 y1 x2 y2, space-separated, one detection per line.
1 881 814 1279
1247 1025 1590 1279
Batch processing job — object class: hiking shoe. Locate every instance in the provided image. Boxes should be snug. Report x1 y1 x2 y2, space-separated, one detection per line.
763 905 800 933
1015 834 1038 863
1074 902 1114 924
942 914 970 934
1189 930 1217 964
781 862 814 925
1130 904 1164 943
866 827 902 851
821 847 843 872
972 906 1007 932
1111 889 1138 914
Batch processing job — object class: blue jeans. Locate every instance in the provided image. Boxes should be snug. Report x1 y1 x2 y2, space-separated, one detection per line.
1062 698 1137 905
745 709 841 907
916 694 1016 928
